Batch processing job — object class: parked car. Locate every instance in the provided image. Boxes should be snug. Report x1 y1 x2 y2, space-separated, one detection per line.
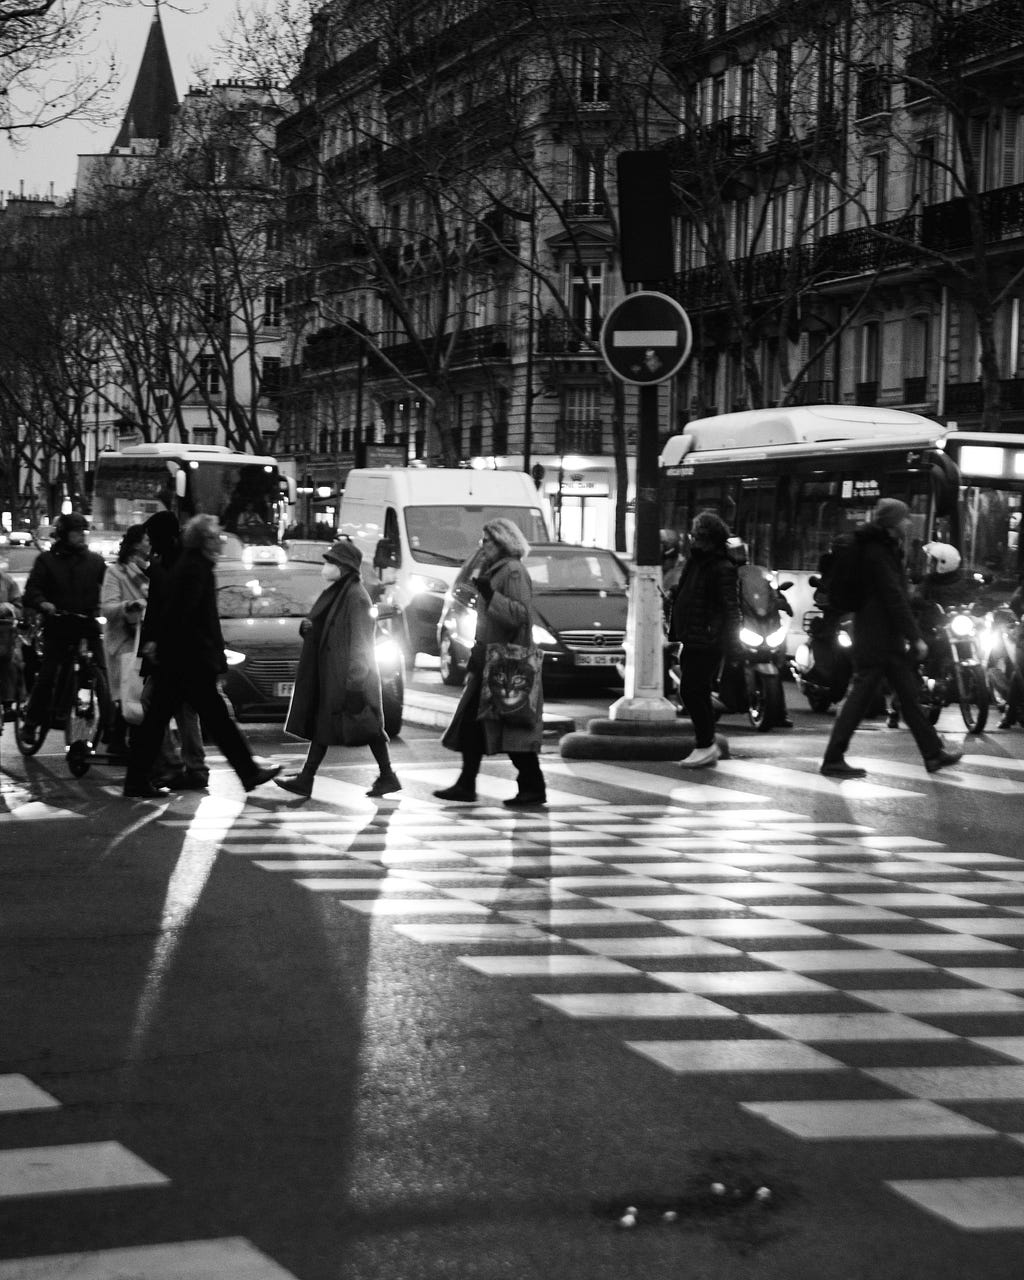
437 542 629 687
0 545 41 592
216 563 404 734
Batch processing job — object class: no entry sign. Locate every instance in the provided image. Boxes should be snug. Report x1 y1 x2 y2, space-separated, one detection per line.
599 291 692 386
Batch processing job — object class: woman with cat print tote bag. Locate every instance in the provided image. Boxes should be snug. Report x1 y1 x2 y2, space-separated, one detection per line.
437 517 546 808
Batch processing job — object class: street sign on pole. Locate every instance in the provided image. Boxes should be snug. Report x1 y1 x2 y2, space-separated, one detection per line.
599 291 692 386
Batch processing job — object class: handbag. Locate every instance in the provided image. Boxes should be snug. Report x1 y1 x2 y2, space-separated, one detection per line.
119 629 146 726
477 642 543 727
336 703 381 747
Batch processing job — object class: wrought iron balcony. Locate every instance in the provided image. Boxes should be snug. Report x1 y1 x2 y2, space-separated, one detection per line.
536 317 598 355
922 181 1024 253
945 379 1024 414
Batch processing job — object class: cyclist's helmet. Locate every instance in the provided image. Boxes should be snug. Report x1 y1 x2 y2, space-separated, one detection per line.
55 512 88 540
725 536 749 565
922 541 961 575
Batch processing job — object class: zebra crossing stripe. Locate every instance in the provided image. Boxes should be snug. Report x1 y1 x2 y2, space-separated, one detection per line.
0 1141 168 1199
0 1238 300 1279
0 1075 60 1113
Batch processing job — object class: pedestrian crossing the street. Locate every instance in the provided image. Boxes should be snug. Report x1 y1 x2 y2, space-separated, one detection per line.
159 754 1024 1235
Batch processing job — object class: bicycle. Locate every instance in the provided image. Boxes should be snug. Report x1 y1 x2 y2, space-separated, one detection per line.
0 609 28 745
15 611 113 776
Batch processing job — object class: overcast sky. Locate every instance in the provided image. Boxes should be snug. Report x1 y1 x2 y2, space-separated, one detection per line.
2 1 241 201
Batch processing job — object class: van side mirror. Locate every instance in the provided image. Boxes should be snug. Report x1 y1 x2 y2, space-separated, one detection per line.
374 538 399 571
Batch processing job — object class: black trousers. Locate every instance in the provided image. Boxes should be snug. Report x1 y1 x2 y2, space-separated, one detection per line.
825 655 943 764
455 683 545 793
126 667 257 788
679 645 722 749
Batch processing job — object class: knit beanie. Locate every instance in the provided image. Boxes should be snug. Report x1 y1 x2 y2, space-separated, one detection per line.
873 498 910 529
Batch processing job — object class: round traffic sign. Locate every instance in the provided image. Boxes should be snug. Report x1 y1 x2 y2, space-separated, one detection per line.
599 291 692 386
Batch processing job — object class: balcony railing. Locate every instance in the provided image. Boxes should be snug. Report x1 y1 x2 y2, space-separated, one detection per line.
556 419 604 454
855 381 879 406
788 379 836 406
377 324 512 375
561 199 608 219
536 317 599 355
945 379 1024 414
816 213 920 277
922 181 1024 253
904 375 928 403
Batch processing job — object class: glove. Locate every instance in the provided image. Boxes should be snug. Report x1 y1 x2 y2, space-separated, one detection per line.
344 690 367 715
299 618 312 638
472 576 494 603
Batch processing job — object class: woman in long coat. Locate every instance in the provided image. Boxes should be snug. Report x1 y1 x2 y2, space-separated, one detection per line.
276 538 400 799
101 524 150 754
435 517 546 807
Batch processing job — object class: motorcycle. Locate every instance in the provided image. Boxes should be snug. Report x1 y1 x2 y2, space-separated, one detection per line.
791 575 854 713
914 601 990 734
713 563 793 732
980 601 1023 723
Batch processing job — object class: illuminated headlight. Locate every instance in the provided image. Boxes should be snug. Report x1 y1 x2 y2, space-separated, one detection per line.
457 609 478 645
949 613 975 637
532 623 557 645
242 545 286 567
409 574 448 595
838 630 853 648
375 638 401 667
224 648 246 666
739 626 761 647
795 642 810 668
767 622 789 647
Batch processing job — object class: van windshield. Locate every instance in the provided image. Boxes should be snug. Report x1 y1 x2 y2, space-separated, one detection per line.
404 505 549 566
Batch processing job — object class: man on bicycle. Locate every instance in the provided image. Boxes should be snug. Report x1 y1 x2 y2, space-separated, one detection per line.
19 512 108 748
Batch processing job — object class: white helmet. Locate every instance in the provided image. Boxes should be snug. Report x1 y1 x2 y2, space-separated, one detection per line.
923 542 961 575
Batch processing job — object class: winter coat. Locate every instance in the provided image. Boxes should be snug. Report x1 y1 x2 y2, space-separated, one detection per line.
24 543 105 618
284 571 385 745
669 545 741 651
153 548 228 679
0 571 22 703
101 560 149 670
850 523 922 663
442 552 543 755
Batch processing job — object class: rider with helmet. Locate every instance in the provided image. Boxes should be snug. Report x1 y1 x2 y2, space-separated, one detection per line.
18 512 108 748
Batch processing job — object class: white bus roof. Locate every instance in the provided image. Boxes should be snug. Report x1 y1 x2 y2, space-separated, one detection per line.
660 405 945 466
100 444 278 466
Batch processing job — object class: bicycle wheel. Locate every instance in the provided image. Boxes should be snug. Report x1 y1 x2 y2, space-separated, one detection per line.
64 666 101 774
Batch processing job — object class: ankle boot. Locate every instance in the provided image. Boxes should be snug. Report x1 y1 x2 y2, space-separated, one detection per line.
275 770 314 798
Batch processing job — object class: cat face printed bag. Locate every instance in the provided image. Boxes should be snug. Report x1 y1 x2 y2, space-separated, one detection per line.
477 643 543 727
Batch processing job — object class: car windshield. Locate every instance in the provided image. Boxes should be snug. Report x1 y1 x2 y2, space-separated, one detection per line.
405 505 549 567
217 569 322 619
527 549 628 593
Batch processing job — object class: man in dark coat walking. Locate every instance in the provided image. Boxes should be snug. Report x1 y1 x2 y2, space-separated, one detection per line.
820 498 962 779
123 514 281 799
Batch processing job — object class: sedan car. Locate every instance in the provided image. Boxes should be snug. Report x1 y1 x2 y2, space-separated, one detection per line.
437 542 629 686
217 563 404 734
0 545 42 592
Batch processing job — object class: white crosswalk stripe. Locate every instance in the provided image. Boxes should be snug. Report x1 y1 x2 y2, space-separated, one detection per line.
185 748 1024 1234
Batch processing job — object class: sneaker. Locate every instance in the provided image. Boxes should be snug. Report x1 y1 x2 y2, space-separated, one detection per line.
820 759 867 779
886 712 900 729
274 772 313 798
367 772 401 797
925 746 963 774
17 721 39 748
999 712 1017 730
123 781 172 799
244 764 283 793
679 743 720 769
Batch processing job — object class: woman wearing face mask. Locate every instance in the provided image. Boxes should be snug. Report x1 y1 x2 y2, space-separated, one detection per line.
276 538 400 799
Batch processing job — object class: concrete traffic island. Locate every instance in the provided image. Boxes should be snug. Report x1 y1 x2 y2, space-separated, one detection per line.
559 717 730 761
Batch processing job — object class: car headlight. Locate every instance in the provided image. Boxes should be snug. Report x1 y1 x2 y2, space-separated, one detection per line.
738 626 761 647
949 612 975 637
795 642 810 668
409 574 448 596
224 648 246 666
838 629 853 648
532 623 557 645
375 638 401 667
767 623 789 648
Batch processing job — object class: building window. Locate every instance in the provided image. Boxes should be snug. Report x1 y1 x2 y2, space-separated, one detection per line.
194 428 217 446
201 284 222 324
263 285 283 328
568 263 603 340
197 355 221 396
572 44 611 106
567 147 606 217
261 356 281 396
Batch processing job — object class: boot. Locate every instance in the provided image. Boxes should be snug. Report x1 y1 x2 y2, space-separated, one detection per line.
274 770 314 798
367 771 401 797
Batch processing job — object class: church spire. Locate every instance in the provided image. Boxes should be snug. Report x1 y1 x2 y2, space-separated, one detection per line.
112 8 179 151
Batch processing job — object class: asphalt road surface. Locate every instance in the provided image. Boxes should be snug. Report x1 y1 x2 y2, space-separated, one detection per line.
1 697 1024 1280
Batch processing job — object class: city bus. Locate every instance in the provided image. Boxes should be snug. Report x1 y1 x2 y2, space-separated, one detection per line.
91 444 296 562
658 405 960 653
943 433 1024 604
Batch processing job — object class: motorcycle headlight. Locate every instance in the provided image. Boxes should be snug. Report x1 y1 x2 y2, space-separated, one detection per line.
409 574 448 596
949 613 975 637
795 642 810 668
838 630 853 649
375 638 401 667
767 623 789 648
738 626 761 648
532 622 557 645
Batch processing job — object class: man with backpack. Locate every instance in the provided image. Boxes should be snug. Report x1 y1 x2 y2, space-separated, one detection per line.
819 497 962 779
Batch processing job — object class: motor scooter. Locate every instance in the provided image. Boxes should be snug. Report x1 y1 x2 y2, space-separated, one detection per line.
913 600 990 734
791 575 854 713
713 563 793 732
981 600 1023 724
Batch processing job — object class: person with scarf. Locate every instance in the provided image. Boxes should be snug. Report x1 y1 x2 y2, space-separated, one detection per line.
275 538 399 799
100 523 150 757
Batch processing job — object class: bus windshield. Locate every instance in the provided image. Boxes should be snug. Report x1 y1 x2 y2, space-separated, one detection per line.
92 452 289 546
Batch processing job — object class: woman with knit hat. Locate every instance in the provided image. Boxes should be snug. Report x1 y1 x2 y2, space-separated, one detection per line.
820 497 962 778
276 538 400 799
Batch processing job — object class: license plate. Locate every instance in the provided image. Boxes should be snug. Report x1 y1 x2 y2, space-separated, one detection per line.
274 681 295 697
575 652 623 667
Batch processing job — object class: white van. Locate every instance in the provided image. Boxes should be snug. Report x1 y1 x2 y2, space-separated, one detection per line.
338 467 550 658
